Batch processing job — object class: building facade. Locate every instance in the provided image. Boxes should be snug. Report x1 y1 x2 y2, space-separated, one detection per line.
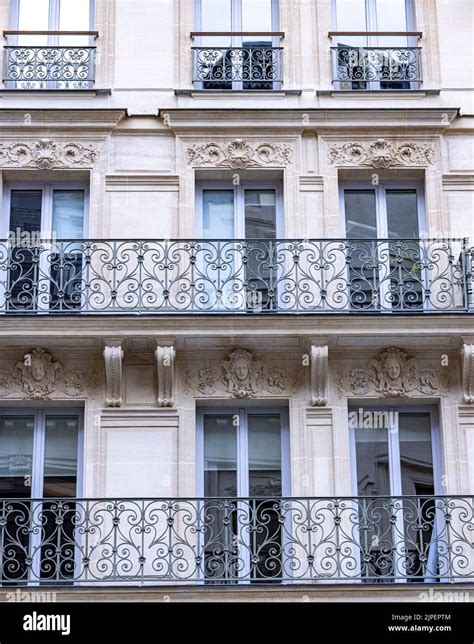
0 0 473 600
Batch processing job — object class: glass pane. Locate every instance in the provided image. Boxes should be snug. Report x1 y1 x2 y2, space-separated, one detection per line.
344 190 377 238
244 190 276 239
59 0 91 45
248 414 281 496
9 190 43 234
0 415 35 498
201 0 232 47
43 415 79 497
375 0 409 46
18 0 49 45
354 425 390 496
204 415 237 497
52 190 85 239
202 190 234 239
386 190 419 239
335 0 368 46
399 413 434 496
242 0 272 45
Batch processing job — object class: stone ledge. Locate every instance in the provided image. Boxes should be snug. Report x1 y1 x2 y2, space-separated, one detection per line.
1 583 472 603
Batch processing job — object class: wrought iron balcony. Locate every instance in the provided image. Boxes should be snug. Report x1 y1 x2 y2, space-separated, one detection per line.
191 32 283 89
3 31 97 90
329 32 422 89
0 238 471 315
0 496 472 585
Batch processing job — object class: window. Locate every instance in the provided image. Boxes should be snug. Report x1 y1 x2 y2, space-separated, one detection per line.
1 183 88 312
0 408 82 583
7 0 95 89
194 0 281 89
340 181 426 310
196 182 282 311
197 407 289 581
332 0 419 89
350 406 442 581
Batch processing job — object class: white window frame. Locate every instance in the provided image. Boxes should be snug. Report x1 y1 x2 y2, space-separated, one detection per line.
194 0 281 90
1 182 89 314
340 180 427 312
331 0 418 90
0 407 83 586
196 406 290 583
349 404 443 582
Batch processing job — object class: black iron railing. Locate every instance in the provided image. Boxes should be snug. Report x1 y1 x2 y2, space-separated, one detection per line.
3 31 97 89
331 46 422 88
0 496 472 585
192 39 283 89
0 238 471 314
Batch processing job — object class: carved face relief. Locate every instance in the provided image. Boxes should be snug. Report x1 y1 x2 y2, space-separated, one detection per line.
222 349 263 399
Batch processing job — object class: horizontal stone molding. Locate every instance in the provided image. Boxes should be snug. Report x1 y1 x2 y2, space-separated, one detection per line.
105 174 180 191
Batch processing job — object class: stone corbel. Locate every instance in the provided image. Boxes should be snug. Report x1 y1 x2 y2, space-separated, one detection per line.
310 345 328 406
155 345 175 407
103 341 124 407
461 343 474 403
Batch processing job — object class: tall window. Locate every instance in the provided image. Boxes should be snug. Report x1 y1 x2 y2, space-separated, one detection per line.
2 183 88 312
12 0 94 44
340 181 426 310
0 408 82 583
350 406 441 581
194 0 281 89
332 0 418 89
197 407 289 581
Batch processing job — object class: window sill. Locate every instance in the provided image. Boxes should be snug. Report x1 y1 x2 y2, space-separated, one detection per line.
175 89 302 98
0 88 112 96
317 89 440 98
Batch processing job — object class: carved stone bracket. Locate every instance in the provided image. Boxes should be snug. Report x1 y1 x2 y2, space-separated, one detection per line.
310 345 328 406
155 345 175 407
186 139 293 169
0 139 99 169
103 343 124 407
328 139 436 168
336 347 447 398
461 343 474 403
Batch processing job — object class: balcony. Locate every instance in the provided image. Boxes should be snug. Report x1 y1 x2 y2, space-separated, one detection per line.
0 496 472 585
0 238 471 315
3 31 97 90
191 32 283 90
329 32 422 90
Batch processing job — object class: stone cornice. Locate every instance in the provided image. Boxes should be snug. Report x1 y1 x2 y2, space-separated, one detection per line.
0 109 126 132
161 108 460 132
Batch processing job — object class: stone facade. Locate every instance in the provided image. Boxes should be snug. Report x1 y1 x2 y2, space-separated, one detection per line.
0 0 472 595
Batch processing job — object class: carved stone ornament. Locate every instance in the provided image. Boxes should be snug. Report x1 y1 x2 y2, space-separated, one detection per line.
336 347 446 398
311 345 328 406
103 344 124 407
186 139 293 169
328 139 436 168
13 347 63 400
155 345 175 407
0 139 99 169
184 349 299 399
461 343 474 403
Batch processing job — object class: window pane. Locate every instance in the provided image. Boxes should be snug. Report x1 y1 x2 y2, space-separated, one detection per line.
0 415 35 498
244 189 276 238
202 190 234 238
242 0 272 45
375 0 409 46
201 0 232 47
386 190 419 239
354 426 390 496
344 190 377 238
18 0 49 45
52 190 85 239
59 0 92 45
398 413 434 496
9 190 43 234
43 415 79 497
248 414 281 496
335 0 368 46
204 415 237 497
